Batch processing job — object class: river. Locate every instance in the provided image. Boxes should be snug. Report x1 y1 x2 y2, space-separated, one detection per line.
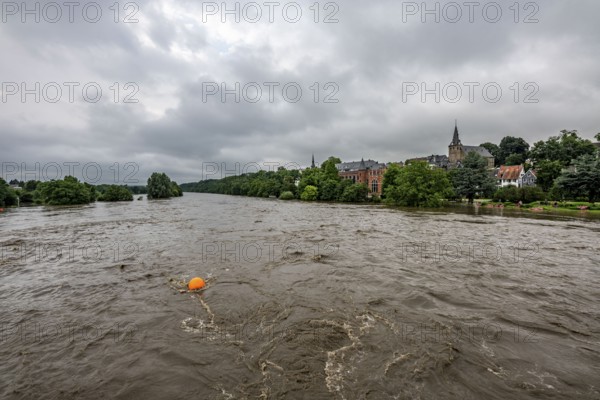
1 193 599 399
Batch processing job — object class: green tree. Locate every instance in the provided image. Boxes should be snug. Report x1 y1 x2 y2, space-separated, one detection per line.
147 172 175 199
480 142 501 166
449 152 497 203
339 183 369 202
498 136 529 165
319 179 340 201
320 157 342 180
530 130 595 166
557 154 600 202
170 181 183 197
99 185 134 202
505 153 527 166
37 176 93 205
0 178 19 207
385 162 453 207
535 160 562 192
298 167 321 195
300 185 318 201
381 163 402 199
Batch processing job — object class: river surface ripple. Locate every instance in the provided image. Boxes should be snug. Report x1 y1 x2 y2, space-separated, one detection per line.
1 193 599 399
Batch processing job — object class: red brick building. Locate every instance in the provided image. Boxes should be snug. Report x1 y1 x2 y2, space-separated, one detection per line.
336 159 387 196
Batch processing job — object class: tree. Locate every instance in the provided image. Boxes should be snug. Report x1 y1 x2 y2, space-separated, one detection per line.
320 157 342 181
298 167 320 195
319 179 340 201
505 153 527 166
170 181 183 197
530 130 595 166
595 132 600 142
0 178 19 207
385 162 453 207
535 160 562 192
480 142 501 166
498 136 529 166
339 183 368 202
449 152 496 203
557 154 600 202
37 176 93 205
381 163 402 199
99 185 133 202
300 185 318 201
147 172 175 199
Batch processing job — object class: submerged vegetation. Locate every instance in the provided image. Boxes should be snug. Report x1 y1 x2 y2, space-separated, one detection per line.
180 130 600 211
2 172 181 207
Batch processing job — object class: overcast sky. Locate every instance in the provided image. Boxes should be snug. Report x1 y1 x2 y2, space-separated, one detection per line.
2 0 599 184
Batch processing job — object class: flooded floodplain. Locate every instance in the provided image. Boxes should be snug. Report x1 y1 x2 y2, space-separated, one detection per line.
1 193 599 399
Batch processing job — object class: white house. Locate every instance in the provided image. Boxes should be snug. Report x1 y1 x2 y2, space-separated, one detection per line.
495 165 524 188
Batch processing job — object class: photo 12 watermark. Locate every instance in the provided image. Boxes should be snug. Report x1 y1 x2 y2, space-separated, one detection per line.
200 161 302 180
200 240 339 264
380 317 540 344
199 1 339 23
1 162 140 184
201 82 339 104
395 241 540 265
400 2 539 24
401 82 540 104
0 321 137 346
1 2 139 23
1 82 139 104
1 240 139 265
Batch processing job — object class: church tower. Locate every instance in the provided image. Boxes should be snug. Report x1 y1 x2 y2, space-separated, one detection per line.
448 121 463 165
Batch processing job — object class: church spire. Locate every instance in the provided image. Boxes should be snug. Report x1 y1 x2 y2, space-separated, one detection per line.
450 121 461 146
311 154 315 168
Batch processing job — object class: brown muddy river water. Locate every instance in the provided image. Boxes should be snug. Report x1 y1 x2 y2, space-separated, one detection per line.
1 193 599 399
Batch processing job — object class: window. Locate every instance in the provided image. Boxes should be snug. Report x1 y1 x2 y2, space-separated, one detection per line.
371 179 378 193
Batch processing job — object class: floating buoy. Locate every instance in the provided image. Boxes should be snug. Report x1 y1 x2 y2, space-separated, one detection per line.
188 277 206 291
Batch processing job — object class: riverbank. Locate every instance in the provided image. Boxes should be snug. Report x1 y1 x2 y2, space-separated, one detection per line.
474 200 600 216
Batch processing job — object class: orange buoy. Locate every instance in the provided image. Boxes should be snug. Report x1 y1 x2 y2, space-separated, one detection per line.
188 277 206 291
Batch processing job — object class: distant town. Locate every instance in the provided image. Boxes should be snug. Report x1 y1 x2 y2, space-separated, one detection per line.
334 123 540 196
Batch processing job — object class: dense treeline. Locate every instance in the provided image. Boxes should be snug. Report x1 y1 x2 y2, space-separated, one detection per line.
182 130 600 208
1 173 181 207
181 158 373 203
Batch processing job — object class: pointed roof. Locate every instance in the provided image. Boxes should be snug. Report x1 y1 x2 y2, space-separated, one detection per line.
311 154 315 168
450 121 462 146
496 165 524 180
360 158 366 169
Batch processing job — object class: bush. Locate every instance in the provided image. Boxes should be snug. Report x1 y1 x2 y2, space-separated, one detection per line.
521 186 546 203
147 172 182 199
493 186 545 203
340 183 369 202
37 176 93 205
0 179 19 207
279 191 295 200
300 185 318 201
99 185 133 202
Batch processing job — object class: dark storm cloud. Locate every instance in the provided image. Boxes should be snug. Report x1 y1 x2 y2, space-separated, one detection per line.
1 0 599 183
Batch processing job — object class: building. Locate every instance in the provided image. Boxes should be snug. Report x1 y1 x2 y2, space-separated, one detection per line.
519 169 537 187
495 165 524 187
448 123 495 169
406 154 449 169
336 159 387 196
